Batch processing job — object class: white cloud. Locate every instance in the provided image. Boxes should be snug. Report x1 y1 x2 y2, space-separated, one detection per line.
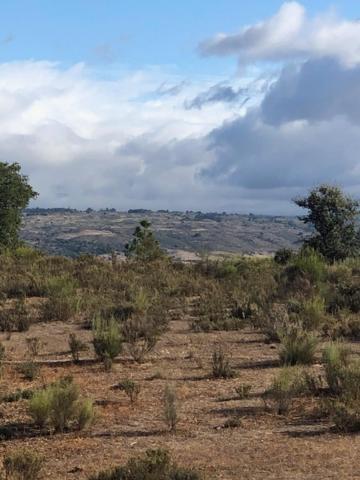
200 2 360 67
0 60 249 209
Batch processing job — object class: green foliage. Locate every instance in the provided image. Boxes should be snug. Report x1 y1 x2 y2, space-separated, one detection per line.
278 325 318 366
0 162 38 250
41 276 79 322
124 220 165 262
322 342 351 394
3 449 43 480
93 317 123 370
294 184 360 262
292 247 326 284
29 376 94 433
113 379 141 404
28 388 52 429
88 449 201 480
264 367 304 415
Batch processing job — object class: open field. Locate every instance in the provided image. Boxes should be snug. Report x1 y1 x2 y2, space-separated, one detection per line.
1 312 360 479
1 248 360 478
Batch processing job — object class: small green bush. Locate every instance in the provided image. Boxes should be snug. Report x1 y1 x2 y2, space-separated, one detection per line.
28 388 52 429
29 376 94 433
322 342 351 394
93 318 123 370
113 379 141 404
3 449 43 480
88 448 201 480
278 325 318 366
264 367 304 415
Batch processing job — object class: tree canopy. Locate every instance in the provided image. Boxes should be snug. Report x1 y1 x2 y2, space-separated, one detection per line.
294 184 360 262
0 162 38 249
124 220 165 261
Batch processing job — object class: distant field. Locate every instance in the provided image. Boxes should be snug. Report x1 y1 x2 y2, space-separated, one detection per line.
20 209 311 257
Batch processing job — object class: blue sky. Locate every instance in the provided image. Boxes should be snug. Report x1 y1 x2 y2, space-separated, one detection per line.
0 1 358 70
1 1 360 213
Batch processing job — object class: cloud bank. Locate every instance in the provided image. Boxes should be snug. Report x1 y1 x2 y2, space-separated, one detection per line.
3 2 360 214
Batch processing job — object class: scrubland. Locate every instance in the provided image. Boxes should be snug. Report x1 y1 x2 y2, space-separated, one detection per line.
0 247 360 478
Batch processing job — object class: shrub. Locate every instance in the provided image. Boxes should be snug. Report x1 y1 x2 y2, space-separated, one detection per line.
163 385 178 432
274 248 293 265
68 333 87 363
88 449 201 480
122 317 161 363
264 367 304 415
93 318 123 370
278 325 318 366
3 449 43 480
113 379 141 404
211 345 235 379
17 361 40 381
41 276 79 322
29 376 94 433
235 384 252 400
28 389 52 429
49 377 80 433
0 298 31 333
322 342 351 394
292 247 326 284
76 398 95 431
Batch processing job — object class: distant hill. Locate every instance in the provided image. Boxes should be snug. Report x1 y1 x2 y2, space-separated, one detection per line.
21 209 311 257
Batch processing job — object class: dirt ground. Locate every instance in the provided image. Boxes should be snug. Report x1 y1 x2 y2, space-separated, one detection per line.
1 315 360 480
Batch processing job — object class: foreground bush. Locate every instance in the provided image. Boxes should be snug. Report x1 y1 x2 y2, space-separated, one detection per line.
3 449 43 480
278 325 318 366
89 448 201 480
29 376 94 433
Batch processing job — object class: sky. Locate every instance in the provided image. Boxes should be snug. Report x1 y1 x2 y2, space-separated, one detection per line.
1 1 360 214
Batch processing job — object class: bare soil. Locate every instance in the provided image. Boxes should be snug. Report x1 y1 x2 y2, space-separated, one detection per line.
1 317 359 479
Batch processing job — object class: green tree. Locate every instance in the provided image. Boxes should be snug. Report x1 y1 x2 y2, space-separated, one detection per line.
124 220 165 261
0 162 37 249
294 184 360 262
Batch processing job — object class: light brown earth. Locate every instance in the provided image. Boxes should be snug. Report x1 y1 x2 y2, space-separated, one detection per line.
1 314 359 479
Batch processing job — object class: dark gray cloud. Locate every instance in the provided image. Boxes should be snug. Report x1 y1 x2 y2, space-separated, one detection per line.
262 58 360 125
185 83 249 109
202 113 360 190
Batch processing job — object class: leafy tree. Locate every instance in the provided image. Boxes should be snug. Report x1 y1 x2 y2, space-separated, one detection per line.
0 162 38 249
124 220 165 261
294 184 360 262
